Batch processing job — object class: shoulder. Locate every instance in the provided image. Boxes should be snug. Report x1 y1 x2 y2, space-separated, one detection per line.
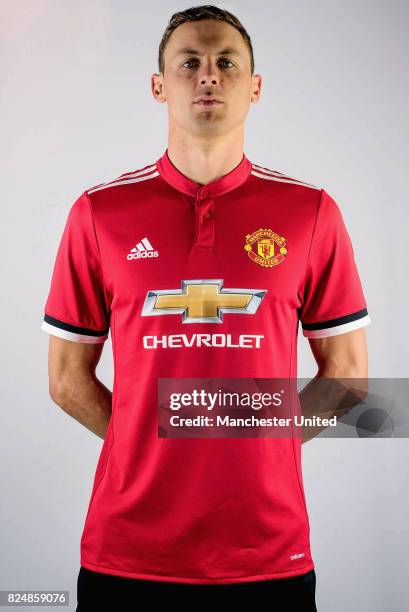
249 161 321 192
85 161 160 196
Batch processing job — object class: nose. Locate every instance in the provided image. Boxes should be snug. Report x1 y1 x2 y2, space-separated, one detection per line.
201 77 217 85
198 59 220 85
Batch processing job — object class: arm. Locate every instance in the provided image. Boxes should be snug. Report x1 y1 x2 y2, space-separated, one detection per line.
297 189 372 443
48 335 112 439
299 327 369 443
308 326 368 378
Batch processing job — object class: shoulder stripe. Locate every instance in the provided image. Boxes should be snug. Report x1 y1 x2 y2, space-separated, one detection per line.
87 163 157 191
87 164 159 194
251 165 320 190
252 163 289 177
87 171 159 194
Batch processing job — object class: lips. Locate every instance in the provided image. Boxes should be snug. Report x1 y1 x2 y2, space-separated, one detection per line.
194 98 223 105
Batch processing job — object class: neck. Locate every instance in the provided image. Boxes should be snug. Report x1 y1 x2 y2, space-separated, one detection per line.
166 126 245 185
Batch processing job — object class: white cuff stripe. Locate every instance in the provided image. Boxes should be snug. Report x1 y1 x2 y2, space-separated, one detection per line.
41 320 108 343
302 315 371 338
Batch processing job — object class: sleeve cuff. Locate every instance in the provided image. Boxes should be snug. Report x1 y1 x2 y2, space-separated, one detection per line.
301 308 371 338
40 314 109 344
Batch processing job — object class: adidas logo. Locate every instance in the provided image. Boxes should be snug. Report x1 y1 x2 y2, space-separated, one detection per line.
290 552 305 561
127 237 159 260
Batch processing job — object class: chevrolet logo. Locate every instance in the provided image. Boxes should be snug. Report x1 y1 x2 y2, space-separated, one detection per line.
141 279 267 323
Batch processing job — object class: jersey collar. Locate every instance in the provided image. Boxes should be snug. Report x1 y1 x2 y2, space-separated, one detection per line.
156 148 252 199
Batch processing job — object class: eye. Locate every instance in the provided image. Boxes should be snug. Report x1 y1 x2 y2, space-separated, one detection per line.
182 59 199 69
219 58 234 68
182 58 235 69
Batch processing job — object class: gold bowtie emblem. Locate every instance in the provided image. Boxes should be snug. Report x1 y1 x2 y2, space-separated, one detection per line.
141 279 266 323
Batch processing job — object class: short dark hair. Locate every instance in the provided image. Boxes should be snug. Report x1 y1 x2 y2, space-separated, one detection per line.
158 5 255 75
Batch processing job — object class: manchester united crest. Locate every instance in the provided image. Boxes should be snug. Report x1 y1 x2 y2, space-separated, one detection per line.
244 228 287 268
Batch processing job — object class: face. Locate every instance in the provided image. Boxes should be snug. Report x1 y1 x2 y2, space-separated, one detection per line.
152 20 262 138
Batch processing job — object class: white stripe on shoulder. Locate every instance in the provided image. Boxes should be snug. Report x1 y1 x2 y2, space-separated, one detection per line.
87 164 159 194
251 164 320 190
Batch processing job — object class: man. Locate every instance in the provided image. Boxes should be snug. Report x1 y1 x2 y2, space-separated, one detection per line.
41 5 370 610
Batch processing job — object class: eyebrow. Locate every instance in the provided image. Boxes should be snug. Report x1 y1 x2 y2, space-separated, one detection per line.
175 47 241 57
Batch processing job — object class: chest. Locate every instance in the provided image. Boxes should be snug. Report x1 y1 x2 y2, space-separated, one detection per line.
96 191 314 316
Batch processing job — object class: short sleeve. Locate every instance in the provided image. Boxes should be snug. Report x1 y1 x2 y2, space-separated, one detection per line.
40 191 111 343
299 189 371 338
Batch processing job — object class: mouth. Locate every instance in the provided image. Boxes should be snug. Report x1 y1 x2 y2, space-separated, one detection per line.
193 99 224 106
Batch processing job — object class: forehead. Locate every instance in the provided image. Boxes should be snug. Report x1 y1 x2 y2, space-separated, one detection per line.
166 19 245 54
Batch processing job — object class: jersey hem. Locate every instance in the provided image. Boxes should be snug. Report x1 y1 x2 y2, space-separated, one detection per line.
79 558 315 584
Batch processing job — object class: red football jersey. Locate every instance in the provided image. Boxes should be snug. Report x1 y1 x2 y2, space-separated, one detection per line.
41 149 370 583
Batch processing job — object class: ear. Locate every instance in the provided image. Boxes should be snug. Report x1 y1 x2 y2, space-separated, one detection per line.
250 74 262 103
151 73 166 102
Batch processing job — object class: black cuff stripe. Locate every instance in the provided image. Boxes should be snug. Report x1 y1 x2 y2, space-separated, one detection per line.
302 307 368 331
44 313 109 337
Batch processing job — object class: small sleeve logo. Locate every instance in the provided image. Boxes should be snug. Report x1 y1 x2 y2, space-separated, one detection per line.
290 552 305 560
